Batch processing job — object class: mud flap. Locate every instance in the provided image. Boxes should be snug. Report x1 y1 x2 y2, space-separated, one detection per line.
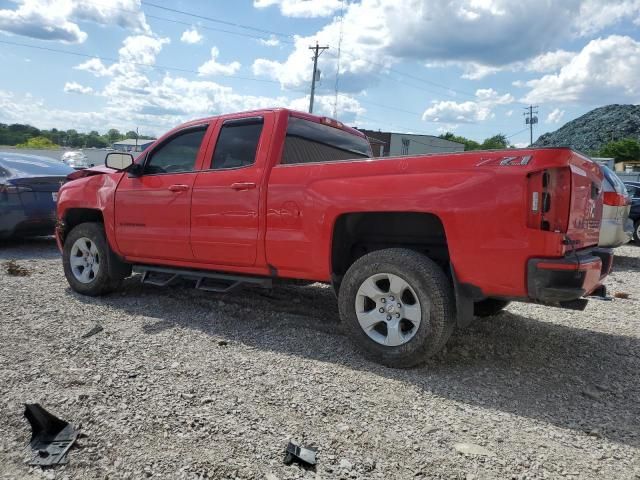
450 265 477 328
24 404 79 466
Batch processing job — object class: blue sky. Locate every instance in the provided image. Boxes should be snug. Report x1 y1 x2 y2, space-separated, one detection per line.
0 0 639 146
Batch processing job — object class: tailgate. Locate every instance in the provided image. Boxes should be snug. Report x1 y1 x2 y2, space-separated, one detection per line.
566 153 603 248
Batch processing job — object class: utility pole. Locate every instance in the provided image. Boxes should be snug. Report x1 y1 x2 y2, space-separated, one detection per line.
308 41 329 114
524 105 539 146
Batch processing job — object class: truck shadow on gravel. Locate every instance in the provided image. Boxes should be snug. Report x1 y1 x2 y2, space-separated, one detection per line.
74 277 640 448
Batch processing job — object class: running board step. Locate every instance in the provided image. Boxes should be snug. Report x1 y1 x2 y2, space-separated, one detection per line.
133 265 272 292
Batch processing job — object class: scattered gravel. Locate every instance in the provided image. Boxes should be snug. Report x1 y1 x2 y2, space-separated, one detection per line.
1 237 639 479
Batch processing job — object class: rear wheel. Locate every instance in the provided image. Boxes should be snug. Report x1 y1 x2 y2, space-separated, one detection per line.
634 221 640 244
338 248 455 368
473 298 510 317
63 222 121 296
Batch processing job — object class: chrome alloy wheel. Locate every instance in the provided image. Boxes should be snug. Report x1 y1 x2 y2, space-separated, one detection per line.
70 237 101 284
355 273 423 346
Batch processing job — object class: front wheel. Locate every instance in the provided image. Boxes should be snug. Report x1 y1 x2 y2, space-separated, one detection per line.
338 248 455 368
63 222 121 296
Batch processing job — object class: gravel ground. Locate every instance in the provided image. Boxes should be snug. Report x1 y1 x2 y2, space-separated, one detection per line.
1 238 639 479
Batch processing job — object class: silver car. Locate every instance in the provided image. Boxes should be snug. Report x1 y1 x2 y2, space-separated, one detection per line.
598 165 633 247
61 150 91 169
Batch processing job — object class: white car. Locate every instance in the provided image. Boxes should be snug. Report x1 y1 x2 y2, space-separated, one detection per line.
61 150 91 169
598 165 633 247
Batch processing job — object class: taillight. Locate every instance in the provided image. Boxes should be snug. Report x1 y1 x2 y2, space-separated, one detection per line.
603 192 629 206
527 167 571 232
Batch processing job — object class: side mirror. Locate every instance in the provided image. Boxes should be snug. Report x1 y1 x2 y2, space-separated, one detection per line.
105 152 134 170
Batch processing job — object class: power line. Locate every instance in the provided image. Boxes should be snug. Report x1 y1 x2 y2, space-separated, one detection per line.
0 38 283 85
141 1 295 40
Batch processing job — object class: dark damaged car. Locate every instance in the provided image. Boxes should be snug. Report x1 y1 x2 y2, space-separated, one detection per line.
0 152 74 239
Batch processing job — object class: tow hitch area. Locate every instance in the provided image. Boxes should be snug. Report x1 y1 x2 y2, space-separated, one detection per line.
24 403 79 466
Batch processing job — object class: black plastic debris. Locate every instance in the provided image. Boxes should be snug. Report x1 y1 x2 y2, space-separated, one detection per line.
284 440 317 467
24 404 79 466
81 324 104 339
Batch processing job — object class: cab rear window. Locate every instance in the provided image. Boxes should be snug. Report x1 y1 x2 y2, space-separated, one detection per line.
281 116 372 165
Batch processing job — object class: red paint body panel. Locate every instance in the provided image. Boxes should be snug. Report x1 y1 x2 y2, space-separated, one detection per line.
56 108 609 302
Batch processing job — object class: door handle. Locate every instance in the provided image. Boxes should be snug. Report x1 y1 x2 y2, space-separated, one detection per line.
168 184 189 192
230 182 257 191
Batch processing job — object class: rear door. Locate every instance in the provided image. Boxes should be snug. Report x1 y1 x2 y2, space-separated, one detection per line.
115 124 211 261
190 114 273 266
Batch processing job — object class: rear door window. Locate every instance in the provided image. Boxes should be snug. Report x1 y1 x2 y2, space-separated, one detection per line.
281 116 372 165
211 117 264 170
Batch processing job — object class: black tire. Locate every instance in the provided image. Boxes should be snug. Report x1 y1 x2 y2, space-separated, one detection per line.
634 221 640 244
62 222 122 296
473 298 511 317
338 248 455 368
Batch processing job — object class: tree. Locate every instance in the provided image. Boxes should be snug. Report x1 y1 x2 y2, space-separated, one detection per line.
15 136 60 149
125 130 138 139
481 134 509 150
438 132 480 151
107 129 123 143
599 138 640 162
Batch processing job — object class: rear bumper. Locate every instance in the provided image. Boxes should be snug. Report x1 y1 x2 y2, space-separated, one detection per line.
527 247 613 303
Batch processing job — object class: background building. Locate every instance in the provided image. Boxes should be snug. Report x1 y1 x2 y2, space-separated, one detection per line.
113 138 155 152
359 129 465 157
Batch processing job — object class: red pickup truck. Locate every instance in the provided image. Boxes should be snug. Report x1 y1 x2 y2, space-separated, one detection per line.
56 108 612 367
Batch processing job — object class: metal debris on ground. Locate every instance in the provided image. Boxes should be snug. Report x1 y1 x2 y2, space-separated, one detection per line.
81 324 104 339
24 403 79 466
614 292 630 299
4 260 31 277
283 440 317 467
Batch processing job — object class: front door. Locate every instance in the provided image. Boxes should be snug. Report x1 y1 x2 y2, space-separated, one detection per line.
114 125 210 261
190 115 271 266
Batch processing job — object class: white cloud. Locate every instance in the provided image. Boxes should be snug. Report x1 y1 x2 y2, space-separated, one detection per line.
0 0 150 44
523 35 640 104
506 110 513 117
288 93 365 118
526 50 576 73
75 58 113 77
422 88 514 123
180 27 202 45
47 34 364 135
252 0 640 91
546 108 566 124
63 82 94 95
259 35 280 47
198 47 241 77
253 0 343 17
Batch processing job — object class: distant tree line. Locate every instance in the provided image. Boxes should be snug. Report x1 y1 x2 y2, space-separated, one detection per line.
0 123 154 149
597 138 640 163
438 132 510 151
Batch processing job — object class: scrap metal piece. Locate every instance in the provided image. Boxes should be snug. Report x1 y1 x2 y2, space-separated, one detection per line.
81 324 104 339
284 440 317 467
24 404 79 466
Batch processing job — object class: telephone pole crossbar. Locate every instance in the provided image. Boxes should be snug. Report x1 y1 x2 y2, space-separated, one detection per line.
308 42 329 114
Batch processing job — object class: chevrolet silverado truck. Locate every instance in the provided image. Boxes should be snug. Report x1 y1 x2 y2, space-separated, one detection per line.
56 108 612 367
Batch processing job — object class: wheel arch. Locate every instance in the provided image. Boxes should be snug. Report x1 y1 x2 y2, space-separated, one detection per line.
330 211 450 281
